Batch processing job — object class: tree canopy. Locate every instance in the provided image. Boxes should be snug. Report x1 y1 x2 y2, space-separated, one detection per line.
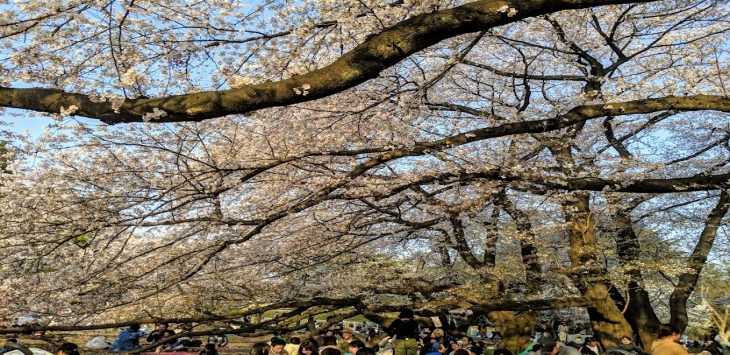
0 0 729 351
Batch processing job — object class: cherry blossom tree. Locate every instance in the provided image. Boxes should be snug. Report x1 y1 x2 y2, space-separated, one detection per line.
0 0 729 352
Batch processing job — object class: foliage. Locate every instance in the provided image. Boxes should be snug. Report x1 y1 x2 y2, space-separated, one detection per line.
0 0 728 350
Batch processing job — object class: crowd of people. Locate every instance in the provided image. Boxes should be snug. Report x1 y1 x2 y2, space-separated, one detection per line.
522 323 729 355
1 313 727 355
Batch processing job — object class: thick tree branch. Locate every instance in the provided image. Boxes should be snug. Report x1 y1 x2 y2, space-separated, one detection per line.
669 190 730 330
450 214 487 269
362 169 730 201
0 0 659 123
0 297 359 334
494 192 542 294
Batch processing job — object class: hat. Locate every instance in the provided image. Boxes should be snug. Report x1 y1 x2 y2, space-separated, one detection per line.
398 308 414 319
539 337 557 351
342 328 354 334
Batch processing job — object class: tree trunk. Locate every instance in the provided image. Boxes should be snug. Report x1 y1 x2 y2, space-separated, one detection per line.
489 310 538 354
583 283 634 348
563 192 633 348
610 202 662 350
623 281 661 351
669 191 730 330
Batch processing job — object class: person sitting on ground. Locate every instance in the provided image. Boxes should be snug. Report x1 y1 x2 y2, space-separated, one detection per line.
199 344 218 355
285 337 302 355
369 328 377 341
252 343 272 355
704 342 722 355
271 338 290 355
609 336 645 355
651 324 688 355
148 323 175 343
348 340 366 355
109 324 143 352
208 334 228 348
155 330 177 352
55 343 80 355
689 342 704 355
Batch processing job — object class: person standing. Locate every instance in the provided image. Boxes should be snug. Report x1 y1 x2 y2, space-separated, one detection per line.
387 309 420 355
558 323 569 343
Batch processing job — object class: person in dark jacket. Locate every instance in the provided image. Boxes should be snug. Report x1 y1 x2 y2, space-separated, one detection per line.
609 336 644 355
200 344 218 355
579 338 602 355
387 309 420 355
147 323 175 343
705 342 722 355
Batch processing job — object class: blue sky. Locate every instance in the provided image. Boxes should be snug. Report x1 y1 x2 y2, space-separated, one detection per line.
4 115 54 137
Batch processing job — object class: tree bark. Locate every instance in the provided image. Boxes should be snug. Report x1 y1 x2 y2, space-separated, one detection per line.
563 192 633 348
610 201 662 350
669 191 730 330
489 193 543 352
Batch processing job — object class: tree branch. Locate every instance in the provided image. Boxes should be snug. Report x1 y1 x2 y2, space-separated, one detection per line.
669 190 730 330
0 0 660 123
